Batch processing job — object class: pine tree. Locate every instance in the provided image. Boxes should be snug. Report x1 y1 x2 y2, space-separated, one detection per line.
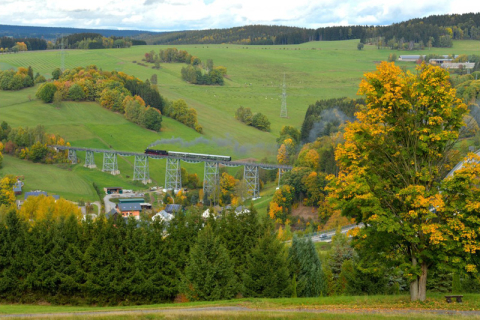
181 224 238 301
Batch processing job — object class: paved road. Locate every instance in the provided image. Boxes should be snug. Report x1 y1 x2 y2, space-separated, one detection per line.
103 194 117 213
92 201 102 215
291 223 364 243
2 306 480 318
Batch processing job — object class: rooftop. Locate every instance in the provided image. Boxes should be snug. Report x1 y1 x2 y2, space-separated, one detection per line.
118 203 142 212
165 204 182 213
118 198 144 203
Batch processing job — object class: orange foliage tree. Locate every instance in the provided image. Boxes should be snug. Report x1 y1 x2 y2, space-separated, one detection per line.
328 62 470 301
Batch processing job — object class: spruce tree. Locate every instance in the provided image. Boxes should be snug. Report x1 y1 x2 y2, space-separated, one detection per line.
0 210 29 300
243 227 290 298
216 204 265 282
181 224 237 301
289 235 325 297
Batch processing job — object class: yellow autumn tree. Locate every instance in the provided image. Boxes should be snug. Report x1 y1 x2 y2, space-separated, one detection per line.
15 42 28 51
268 201 283 219
277 144 288 165
0 175 16 207
19 195 82 222
304 149 320 171
219 172 238 206
328 62 468 301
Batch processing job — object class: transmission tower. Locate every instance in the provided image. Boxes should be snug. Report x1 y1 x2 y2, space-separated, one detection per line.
61 35 65 72
280 73 288 118
56 34 69 72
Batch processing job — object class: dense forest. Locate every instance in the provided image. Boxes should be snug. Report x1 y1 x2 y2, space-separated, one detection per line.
0 37 48 51
1 203 474 305
56 33 146 49
142 13 480 48
3 12 480 50
0 24 154 40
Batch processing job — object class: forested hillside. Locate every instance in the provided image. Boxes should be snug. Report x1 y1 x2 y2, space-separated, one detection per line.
141 12 480 47
3 12 480 50
0 24 155 40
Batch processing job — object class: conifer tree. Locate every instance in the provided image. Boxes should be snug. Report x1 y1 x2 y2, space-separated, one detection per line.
181 224 237 301
166 210 202 290
0 210 29 300
243 226 290 298
216 205 265 281
289 235 325 297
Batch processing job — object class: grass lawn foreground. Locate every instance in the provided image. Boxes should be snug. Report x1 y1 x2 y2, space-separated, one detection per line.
1 294 480 319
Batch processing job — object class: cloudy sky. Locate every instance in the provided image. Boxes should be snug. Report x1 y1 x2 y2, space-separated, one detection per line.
1 0 480 32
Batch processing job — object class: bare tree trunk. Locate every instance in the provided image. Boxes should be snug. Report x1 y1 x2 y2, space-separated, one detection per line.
410 256 419 301
410 257 428 301
418 262 428 301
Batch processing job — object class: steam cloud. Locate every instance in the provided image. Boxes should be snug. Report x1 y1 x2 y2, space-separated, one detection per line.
308 107 353 142
469 103 480 128
147 134 277 157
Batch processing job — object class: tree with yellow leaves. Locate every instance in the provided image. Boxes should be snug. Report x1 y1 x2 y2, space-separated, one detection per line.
0 175 16 207
18 195 82 222
277 144 289 165
328 62 469 301
219 172 238 206
270 185 294 223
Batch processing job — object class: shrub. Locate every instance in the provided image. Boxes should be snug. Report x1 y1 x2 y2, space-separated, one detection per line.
68 83 86 101
36 82 57 103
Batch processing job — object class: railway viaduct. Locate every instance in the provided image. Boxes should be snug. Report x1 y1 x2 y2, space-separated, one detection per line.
51 145 292 200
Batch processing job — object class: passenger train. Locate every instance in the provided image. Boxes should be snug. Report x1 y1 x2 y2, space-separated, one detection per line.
144 149 231 161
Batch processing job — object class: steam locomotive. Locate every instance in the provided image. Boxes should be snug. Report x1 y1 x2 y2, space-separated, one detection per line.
144 149 168 156
144 149 231 161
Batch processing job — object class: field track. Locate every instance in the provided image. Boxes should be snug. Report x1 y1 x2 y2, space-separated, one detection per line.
2 305 480 319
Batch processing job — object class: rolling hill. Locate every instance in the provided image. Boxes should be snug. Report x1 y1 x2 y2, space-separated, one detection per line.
1 39 479 202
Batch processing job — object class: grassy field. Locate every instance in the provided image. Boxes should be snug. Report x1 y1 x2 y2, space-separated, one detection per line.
1 294 480 319
1 40 479 201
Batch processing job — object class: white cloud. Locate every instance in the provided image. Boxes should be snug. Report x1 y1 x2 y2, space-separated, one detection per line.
1 0 480 31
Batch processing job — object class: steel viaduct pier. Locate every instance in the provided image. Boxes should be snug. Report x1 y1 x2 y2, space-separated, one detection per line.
52 145 292 199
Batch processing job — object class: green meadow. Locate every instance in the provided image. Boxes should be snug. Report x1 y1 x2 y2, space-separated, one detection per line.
1 39 478 201
1 294 480 319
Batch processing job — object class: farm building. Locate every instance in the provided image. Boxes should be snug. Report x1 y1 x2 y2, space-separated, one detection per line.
429 58 453 65
116 203 141 219
13 181 23 195
441 62 475 70
398 55 458 62
118 198 152 210
398 55 425 61
105 187 123 194
118 198 143 203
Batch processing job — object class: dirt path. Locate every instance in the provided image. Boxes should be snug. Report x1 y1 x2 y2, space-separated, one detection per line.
2 306 480 318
